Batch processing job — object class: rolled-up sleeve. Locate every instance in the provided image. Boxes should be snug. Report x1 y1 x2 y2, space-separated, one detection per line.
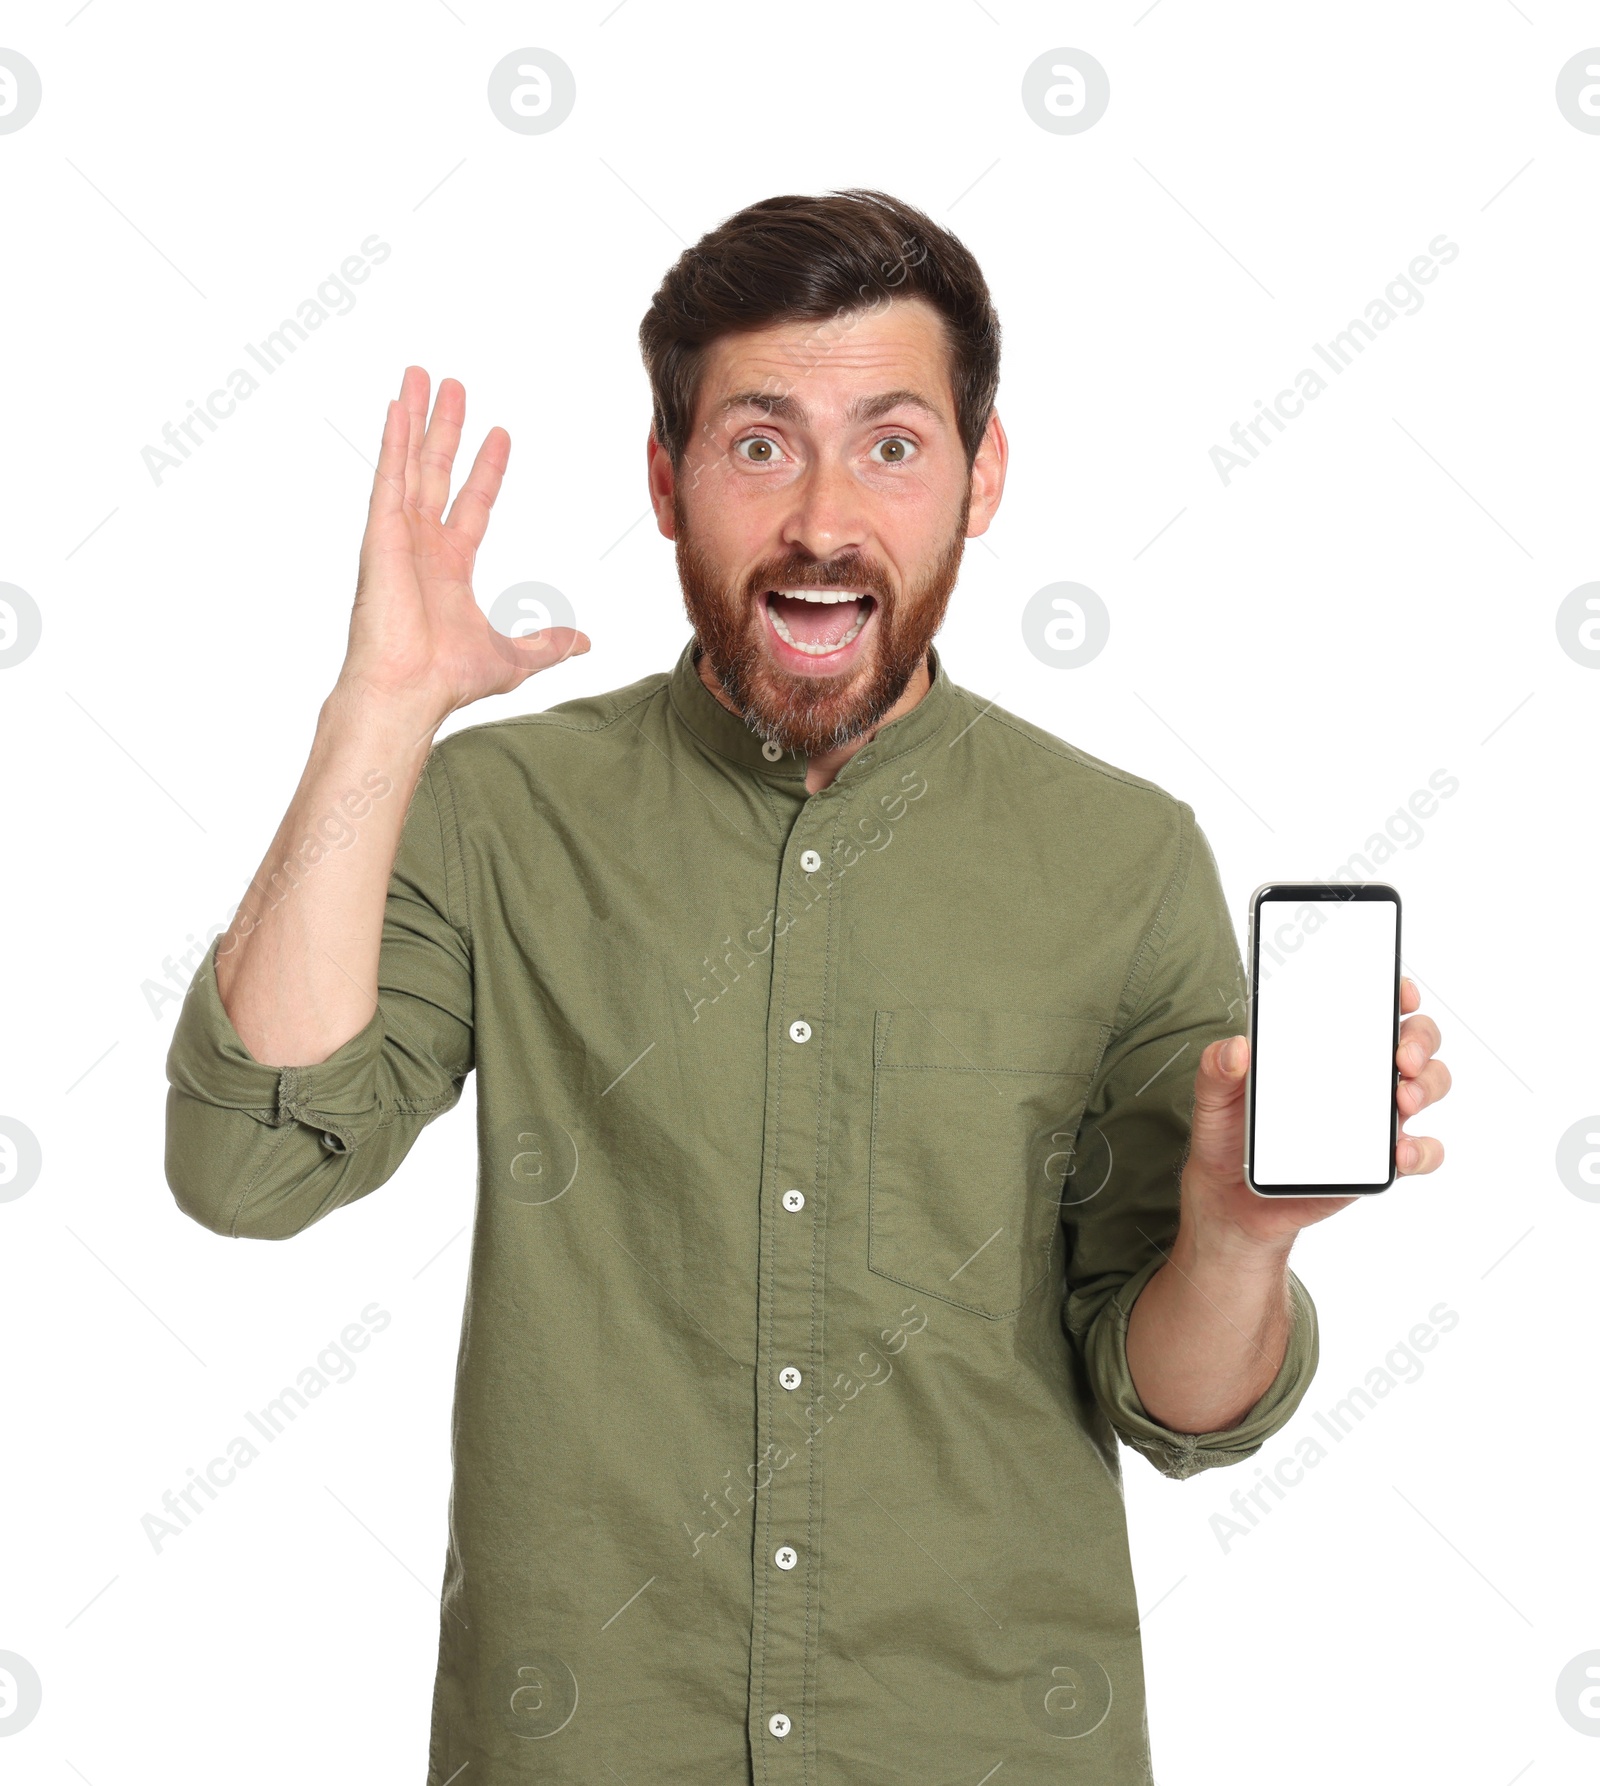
164 748 474 1240
1061 799 1319 1480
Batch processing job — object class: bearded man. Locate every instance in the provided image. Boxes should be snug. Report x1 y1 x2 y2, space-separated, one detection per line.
165 188 1448 1784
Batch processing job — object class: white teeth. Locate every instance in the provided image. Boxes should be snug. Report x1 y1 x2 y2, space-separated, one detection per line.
769 603 870 655
773 588 863 604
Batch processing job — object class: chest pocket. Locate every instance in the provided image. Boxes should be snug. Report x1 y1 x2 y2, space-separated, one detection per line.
868 1007 1110 1320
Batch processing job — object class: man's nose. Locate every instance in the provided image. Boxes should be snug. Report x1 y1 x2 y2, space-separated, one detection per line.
778 451 871 563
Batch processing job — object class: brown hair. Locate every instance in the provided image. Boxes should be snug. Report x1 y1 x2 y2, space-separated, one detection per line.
639 188 1001 469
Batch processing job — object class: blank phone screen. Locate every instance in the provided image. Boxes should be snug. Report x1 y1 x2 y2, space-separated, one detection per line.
1251 895 1397 1189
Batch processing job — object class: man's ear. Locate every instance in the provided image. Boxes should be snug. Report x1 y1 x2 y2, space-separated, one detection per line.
647 431 677 540
965 410 1008 538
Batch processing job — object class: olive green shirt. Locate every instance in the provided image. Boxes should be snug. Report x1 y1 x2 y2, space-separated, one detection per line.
165 639 1318 1783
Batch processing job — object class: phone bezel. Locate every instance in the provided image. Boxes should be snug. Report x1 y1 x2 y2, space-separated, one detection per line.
1244 881 1402 1198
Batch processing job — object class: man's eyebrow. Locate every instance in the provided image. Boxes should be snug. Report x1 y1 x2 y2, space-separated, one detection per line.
846 388 945 426
713 388 947 428
718 390 808 425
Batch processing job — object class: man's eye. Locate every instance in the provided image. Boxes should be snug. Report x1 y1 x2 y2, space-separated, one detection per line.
869 436 917 464
734 436 784 463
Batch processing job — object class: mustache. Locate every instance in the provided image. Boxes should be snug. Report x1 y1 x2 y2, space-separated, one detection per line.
743 555 893 604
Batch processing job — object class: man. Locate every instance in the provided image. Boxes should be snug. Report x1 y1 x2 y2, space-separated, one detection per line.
165 189 1450 1782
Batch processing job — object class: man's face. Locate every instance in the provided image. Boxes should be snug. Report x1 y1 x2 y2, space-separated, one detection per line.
648 295 1005 756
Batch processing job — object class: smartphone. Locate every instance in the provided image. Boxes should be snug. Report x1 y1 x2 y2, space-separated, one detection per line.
1244 882 1402 1197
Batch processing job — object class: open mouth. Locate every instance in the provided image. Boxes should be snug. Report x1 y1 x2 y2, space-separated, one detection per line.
763 589 876 659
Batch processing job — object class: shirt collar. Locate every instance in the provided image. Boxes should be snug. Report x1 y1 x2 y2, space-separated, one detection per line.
663 634 958 786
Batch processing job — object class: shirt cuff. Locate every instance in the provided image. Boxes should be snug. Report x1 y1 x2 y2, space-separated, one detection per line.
1085 1251 1320 1481
165 938 389 1154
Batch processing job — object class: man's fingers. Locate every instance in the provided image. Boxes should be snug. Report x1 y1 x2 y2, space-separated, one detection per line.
1190 1036 1247 1113
1397 1132 1444 1175
1398 1057 1451 1116
1194 1004 1448 1178
488 624 592 681
445 426 512 550
401 365 429 512
368 399 405 520
1397 1012 1442 1074
417 378 467 521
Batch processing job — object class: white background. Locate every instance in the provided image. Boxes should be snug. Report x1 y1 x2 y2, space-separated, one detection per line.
1 3 1596 1782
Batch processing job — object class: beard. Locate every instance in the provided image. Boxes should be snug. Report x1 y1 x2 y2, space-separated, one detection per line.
674 487 970 757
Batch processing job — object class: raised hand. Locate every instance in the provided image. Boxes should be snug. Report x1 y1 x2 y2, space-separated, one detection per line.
212 368 588 1065
339 366 588 726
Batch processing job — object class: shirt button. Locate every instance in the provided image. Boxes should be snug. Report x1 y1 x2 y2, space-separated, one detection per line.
778 1365 802 1391
782 1189 806 1212
768 1712 792 1740
788 1019 812 1044
320 1131 344 1152
761 740 783 762
799 849 822 873
774 1545 798 1570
